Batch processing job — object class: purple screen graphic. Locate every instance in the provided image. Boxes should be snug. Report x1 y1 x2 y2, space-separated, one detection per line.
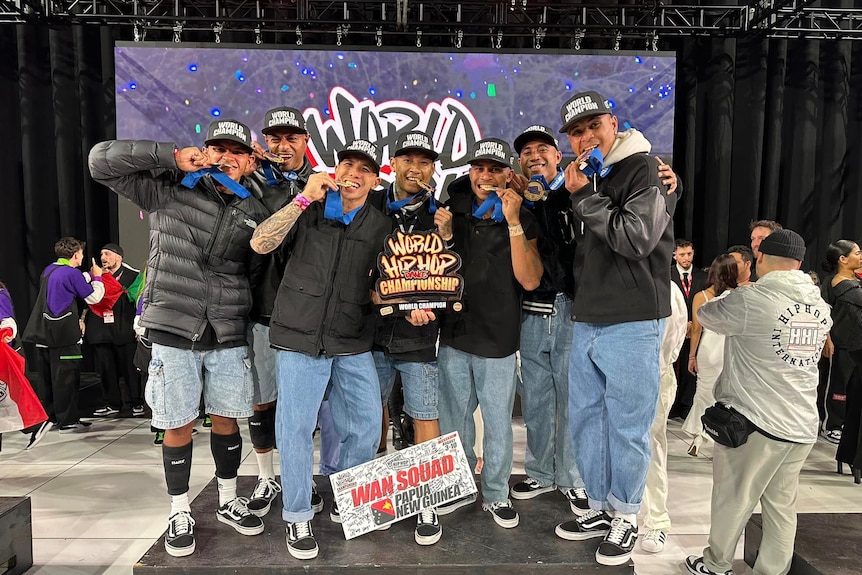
115 45 675 190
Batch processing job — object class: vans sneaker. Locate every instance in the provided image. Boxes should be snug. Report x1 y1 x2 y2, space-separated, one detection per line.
484 500 519 529
93 406 119 417
165 511 196 557
132 405 146 417
311 482 324 514
247 477 281 517
555 509 613 540
685 555 734 575
415 507 442 545
26 421 53 450
216 497 265 535
564 487 590 515
436 493 477 515
510 477 555 500
596 517 637 566
640 528 666 553
286 521 318 560
330 499 341 523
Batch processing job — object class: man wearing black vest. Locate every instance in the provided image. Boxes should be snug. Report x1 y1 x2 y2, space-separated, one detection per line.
89 119 271 558
251 139 391 560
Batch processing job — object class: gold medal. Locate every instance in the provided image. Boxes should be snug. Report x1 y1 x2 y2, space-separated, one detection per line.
262 151 284 163
523 180 548 202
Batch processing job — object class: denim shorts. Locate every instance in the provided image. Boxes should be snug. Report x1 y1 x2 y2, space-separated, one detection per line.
248 322 277 405
146 343 253 429
373 351 439 420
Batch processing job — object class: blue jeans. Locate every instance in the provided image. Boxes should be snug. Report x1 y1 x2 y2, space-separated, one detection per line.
373 351 439 420
568 319 664 515
275 350 381 522
438 345 517 505
518 295 584 490
317 399 341 476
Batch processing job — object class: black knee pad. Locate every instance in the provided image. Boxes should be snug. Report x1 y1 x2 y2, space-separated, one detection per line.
248 407 276 450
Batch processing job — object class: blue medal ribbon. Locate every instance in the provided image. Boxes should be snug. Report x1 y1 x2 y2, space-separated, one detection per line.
260 161 299 187
581 149 613 178
472 193 504 223
386 186 438 214
323 189 363 225
181 167 251 199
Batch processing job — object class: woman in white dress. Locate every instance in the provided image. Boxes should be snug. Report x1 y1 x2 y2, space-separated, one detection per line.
683 253 740 456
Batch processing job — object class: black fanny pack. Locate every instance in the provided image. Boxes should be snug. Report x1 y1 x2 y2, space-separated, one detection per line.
701 403 754 448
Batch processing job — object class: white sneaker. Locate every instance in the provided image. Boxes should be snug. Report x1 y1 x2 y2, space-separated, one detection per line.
640 528 666 553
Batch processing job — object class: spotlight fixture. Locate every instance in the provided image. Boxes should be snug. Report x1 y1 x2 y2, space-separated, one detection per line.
495 30 503 50
454 28 463 49
172 21 183 43
213 22 223 44
534 27 546 50
254 26 262 45
296 25 303 46
415 29 422 48
377 26 383 47
573 28 584 51
613 30 621 51
336 23 350 47
652 30 659 51
133 20 145 42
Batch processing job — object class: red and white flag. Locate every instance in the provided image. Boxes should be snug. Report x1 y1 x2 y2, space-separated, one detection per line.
0 328 48 432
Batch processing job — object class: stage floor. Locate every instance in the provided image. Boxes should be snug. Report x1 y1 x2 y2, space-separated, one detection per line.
135 474 634 574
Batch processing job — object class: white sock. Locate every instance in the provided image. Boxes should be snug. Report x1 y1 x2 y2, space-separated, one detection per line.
170 492 191 516
615 512 637 527
217 476 237 506
255 449 275 480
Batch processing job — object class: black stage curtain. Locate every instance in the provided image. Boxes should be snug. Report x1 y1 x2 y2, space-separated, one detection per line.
2 22 862 324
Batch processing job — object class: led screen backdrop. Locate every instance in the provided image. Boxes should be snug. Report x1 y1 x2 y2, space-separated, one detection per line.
115 43 675 191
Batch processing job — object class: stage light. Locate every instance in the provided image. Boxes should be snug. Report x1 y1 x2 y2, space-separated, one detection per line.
652 31 659 51
377 26 383 47
254 26 262 45
573 29 584 51
296 26 303 46
336 24 350 47
213 22 223 44
133 20 146 42
173 21 183 43
491 29 503 50
416 29 422 48
613 31 621 51
454 29 463 49
534 27 546 50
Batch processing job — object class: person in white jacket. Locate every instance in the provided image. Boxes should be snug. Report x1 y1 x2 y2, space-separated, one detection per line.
685 229 832 575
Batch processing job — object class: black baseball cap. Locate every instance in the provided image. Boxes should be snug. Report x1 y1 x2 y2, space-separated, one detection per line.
204 119 254 152
467 138 514 169
559 90 613 134
337 139 382 173
393 131 439 161
261 106 307 135
513 125 559 154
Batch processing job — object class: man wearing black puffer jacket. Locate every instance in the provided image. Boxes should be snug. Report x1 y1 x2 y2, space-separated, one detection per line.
551 92 677 567
88 119 270 558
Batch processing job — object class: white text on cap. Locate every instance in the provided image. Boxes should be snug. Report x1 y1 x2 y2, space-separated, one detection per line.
211 121 248 143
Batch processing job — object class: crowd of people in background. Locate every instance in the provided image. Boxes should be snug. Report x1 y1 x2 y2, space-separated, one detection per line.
0 88 854 575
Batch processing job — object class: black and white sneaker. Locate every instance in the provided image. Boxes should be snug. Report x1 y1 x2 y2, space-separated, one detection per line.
286 521 318 560
216 497 265 535
330 499 341 523
415 507 442 545
436 493 477 515
640 528 666 553
510 477 556 500
554 509 613 540
165 511 196 557
564 487 590 515
484 500 519 529
685 555 734 575
93 406 119 417
596 517 637 566
58 421 93 434
311 482 324 514
247 477 281 517
26 421 53 450
132 405 146 417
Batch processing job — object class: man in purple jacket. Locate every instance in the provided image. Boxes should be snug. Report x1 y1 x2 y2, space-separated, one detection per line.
23 237 105 433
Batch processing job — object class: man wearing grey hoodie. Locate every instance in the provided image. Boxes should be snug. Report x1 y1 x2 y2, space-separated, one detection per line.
552 91 677 567
685 229 831 575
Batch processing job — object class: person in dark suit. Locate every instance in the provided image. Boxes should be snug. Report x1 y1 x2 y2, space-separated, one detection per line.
669 239 707 419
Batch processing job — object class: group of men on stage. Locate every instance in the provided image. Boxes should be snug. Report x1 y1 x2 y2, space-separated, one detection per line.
85 86 828 575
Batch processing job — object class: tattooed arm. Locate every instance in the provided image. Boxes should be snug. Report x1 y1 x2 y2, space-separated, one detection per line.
250 172 336 254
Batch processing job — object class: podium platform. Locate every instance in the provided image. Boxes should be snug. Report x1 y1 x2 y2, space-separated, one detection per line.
136 475 634 574
744 513 861 575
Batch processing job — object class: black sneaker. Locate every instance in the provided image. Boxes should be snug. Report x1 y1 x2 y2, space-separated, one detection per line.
132 405 146 417
436 493 477 515
311 482 324 514
58 421 93 434
415 507 442 545
564 487 590 516
286 521 318 560
247 477 281 517
484 500 519 529
685 555 734 575
510 477 556 500
153 431 165 445
330 499 341 523
203 416 212 428
93 406 119 417
216 497 265 535
26 421 53 450
596 517 637 566
554 509 613 541
165 511 196 557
